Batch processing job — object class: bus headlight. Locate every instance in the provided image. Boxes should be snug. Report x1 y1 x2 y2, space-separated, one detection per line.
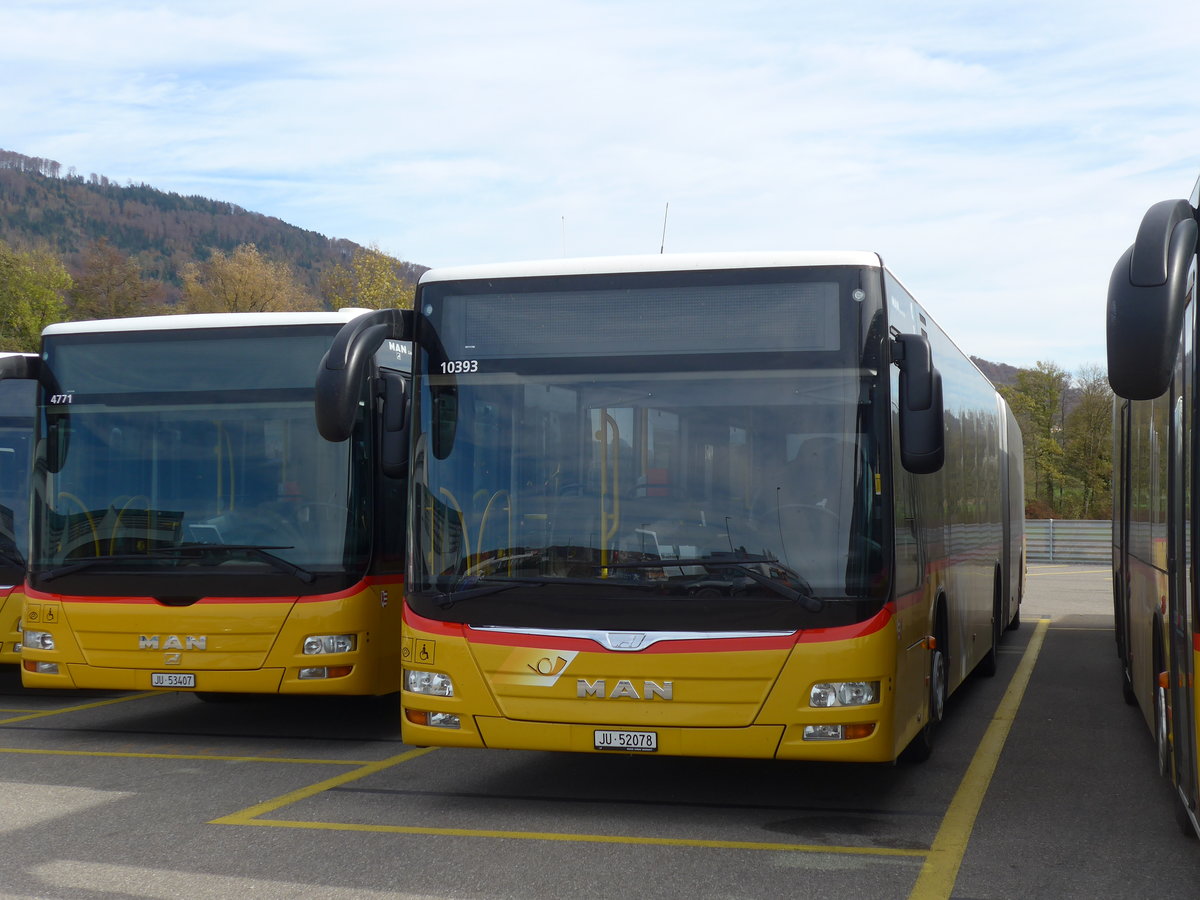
810 681 879 708
303 634 356 655
23 630 54 651
404 668 454 697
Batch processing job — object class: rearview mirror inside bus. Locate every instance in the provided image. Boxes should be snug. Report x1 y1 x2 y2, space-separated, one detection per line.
380 370 409 477
431 388 457 460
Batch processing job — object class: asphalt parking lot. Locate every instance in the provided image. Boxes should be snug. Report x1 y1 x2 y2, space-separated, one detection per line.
1 564 1198 900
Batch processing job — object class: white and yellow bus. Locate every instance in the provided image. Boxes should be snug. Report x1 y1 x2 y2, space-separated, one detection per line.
319 253 1024 762
0 354 34 667
1108 173 1200 834
1 311 411 696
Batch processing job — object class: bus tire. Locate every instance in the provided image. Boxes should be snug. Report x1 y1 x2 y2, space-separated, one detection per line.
979 569 1002 678
1120 658 1136 706
1174 790 1198 838
1154 633 1169 778
902 625 947 764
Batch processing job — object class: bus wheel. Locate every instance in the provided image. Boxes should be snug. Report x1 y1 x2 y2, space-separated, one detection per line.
902 641 946 764
1174 791 1198 838
1120 659 1136 706
979 573 1002 678
1154 670 1170 778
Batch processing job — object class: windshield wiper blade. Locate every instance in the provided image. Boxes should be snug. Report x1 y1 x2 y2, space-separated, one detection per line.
38 554 150 583
433 576 552 608
149 543 316 583
723 563 823 612
604 554 823 612
38 545 317 584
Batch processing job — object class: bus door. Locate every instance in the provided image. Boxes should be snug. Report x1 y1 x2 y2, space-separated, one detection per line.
1171 285 1197 821
889 361 928 742
1115 400 1133 697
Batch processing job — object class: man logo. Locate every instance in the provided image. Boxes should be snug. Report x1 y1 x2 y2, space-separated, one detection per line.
577 679 673 700
138 635 207 651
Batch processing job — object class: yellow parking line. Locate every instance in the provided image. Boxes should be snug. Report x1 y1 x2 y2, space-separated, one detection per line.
210 747 438 824
210 747 926 857
1027 568 1109 577
209 626 1051 866
908 618 1049 899
0 691 158 724
0 746 376 765
242 818 929 856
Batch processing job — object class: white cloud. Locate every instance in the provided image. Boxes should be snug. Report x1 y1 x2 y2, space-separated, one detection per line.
2 0 1199 370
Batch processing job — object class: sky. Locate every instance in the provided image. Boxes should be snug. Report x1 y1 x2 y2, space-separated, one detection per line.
2 0 1199 373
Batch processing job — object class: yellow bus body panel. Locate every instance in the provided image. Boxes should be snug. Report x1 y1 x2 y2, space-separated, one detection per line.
0 585 24 665
402 606 922 763
20 579 404 695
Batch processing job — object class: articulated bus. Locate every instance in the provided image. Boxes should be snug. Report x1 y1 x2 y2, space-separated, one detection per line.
0 311 411 696
1108 173 1200 834
0 355 34 666
317 252 1024 762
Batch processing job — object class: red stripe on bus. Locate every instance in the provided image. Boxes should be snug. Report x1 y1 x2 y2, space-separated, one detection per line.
404 604 895 651
23 576 402 606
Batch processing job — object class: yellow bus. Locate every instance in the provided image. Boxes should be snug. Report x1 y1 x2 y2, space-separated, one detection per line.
1108 173 1200 834
0 354 34 667
0 311 411 697
318 253 1024 761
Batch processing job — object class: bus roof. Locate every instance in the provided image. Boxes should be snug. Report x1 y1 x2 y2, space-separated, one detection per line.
419 251 884 284
42 308 373 337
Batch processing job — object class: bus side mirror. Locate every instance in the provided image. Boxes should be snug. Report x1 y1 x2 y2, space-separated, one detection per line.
1107 198 1198 401
316 310 410 443
379 370 409 478
0 353 68 474
892 333 945 474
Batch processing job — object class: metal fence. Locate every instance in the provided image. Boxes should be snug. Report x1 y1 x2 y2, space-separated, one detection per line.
1024 519 1111 564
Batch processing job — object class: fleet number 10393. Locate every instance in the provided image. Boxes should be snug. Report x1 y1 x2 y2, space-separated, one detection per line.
440 360 479 374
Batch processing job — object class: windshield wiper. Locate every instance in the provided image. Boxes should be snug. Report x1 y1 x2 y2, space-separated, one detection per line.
38 544 315 584
38 553 155 583
149 543 316 583
604 554 823 612
432 576 553 608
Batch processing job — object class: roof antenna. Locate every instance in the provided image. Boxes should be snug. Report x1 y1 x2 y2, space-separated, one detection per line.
659 202 669 254
561 216 567 257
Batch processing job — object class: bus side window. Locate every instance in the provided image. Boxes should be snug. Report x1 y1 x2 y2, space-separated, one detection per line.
891 369 921 593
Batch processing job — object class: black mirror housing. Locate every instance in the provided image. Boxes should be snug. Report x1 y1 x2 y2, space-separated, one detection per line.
892 333 945 474
1107 199 1198 401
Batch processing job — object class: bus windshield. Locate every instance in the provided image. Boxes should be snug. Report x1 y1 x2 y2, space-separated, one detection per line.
30 325 369 592
409 266 889 632
0 378 34 580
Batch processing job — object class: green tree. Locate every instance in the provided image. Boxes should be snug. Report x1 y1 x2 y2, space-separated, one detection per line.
0 240 71 351
1061 364 1113 518
1000 361 1070 515
67 239 165 320
321 243 415 311
180 243 319 313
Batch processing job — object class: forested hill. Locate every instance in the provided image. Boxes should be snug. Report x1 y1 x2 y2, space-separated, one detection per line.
0 149 425 294
971 356 1020 387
